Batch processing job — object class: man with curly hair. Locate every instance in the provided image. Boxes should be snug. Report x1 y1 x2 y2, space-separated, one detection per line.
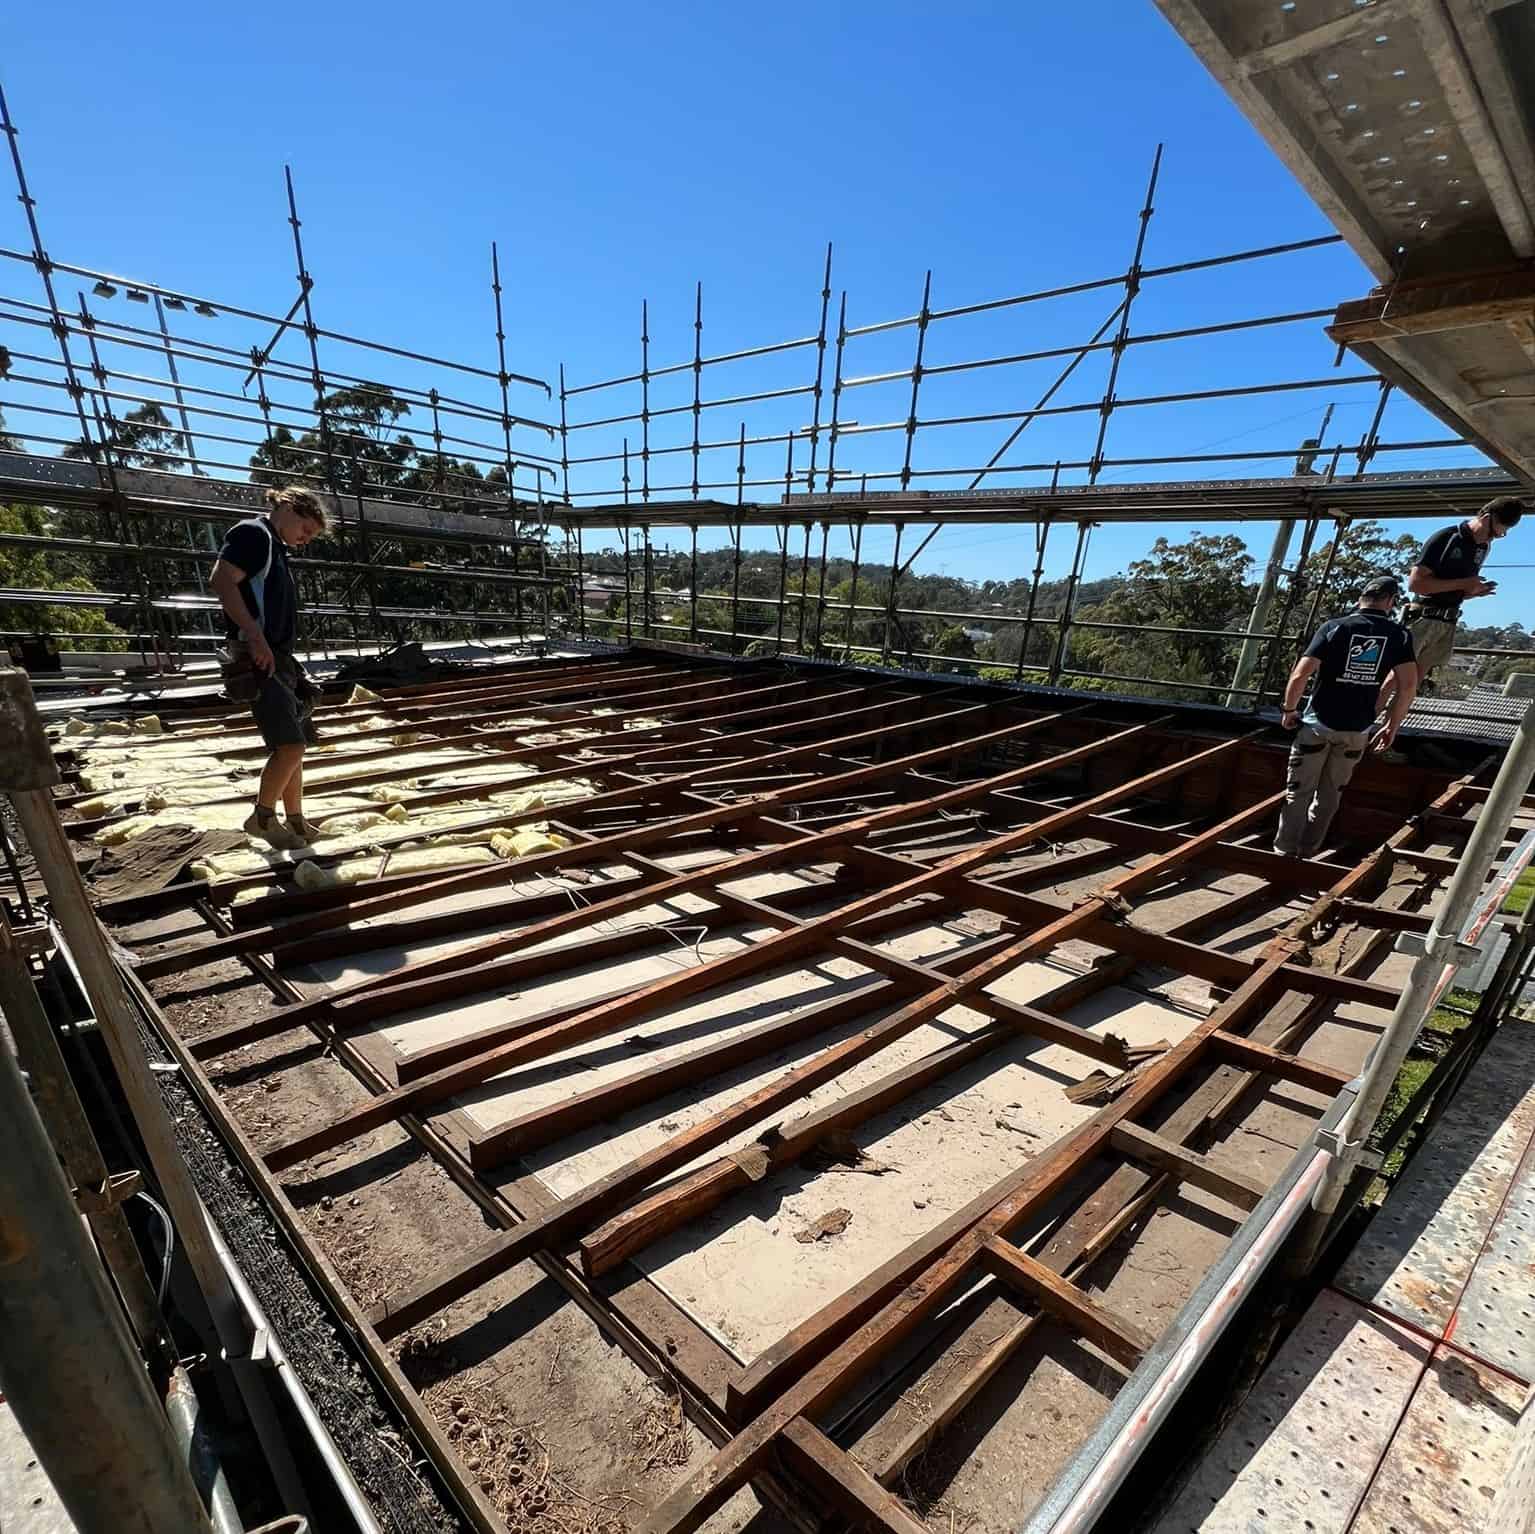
210 486 331 850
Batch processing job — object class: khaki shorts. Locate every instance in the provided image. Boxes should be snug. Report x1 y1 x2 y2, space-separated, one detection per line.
1404 609 1456 677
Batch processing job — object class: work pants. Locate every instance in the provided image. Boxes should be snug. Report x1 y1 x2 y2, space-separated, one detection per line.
1274 722 1369 858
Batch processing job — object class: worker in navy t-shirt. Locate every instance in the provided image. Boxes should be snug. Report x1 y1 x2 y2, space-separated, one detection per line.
1273 574 1417 859
1402 495 1524 689
209 486 331 851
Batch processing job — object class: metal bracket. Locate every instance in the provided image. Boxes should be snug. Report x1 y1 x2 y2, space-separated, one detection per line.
1315 1125 1362 1159
7 921 52 960
1395 927 1481 966
73 1169 142 1214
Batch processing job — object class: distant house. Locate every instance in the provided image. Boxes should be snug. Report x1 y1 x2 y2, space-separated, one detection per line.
961 626 994 645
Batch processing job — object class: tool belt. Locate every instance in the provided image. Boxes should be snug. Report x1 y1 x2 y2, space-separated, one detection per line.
218 640 315 706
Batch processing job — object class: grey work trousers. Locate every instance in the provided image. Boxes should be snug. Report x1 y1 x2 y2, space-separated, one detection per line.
1274 721 1369 858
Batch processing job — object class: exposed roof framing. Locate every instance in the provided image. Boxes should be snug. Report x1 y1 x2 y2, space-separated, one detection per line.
61 651 1511 1533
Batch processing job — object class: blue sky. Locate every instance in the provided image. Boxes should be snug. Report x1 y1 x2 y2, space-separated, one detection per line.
1 2 1524 625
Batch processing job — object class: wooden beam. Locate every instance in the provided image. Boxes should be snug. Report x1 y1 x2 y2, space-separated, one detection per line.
1096 790 1285 900
778 1418 929 1534
968 879 1398 1011
855 1183 1165 1483
574 891 1257 1284
136 684 1000 978
721 955 1287 1426
1207 1032 1356 1095
364 899 1113 1339
260 721 1192 1173
1392 847 1461 878
1328 267 1535 343
468 976 899 1162
633 961 1290 1534
977 1237 1152 1370
1108 1121 1265 1212
847 787 1471 1488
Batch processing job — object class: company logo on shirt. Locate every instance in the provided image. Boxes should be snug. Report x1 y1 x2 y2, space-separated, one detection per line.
1341 635 1385 686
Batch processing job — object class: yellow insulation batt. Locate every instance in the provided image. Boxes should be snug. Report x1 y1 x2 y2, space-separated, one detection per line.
364 784 413 802
67 681 598 896
314 805 410 837
293 843 499 891
490 828 571 858
56 713 164 738
78 756 233 793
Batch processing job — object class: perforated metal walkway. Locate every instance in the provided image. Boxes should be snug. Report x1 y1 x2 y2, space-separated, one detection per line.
1153 1017 1535 1532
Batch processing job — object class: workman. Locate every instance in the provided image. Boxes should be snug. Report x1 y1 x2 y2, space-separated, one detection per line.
209 486 331 851
1274 574 1418 860
1403 495 1524 690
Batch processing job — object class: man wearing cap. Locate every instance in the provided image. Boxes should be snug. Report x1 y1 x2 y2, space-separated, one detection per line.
1274 574 1418 860
1403 495 1524 690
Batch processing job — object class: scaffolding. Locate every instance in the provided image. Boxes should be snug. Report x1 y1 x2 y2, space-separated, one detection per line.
0 86 1523 704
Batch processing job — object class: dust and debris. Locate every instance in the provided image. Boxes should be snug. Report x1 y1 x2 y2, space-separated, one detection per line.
629 1384 692 1474
993 1112 1040 1139
424 1377 631 1534
795 1207 854 1244
803 1132 896 1176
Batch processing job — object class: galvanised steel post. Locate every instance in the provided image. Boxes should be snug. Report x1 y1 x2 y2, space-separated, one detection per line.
153 291 203 475
1088 146 1162 485
823 292 848 494
1300 704 1535 1267
796 523 812 653
804 245 833 494
0 905 164 1349
844 507 864 656
1014 515 1053 682
880 523 904 666
689 524 699 644
1226 517 1296 707
1048 521 1091 685
813 522 831 655
774 520 791 654
640 300 651 504
0 1033 215 1534
690 282 703 501
899 271 932 493
1255 505 1323 703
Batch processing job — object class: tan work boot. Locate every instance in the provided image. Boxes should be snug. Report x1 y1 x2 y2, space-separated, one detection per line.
288 815 324 844
243 810 307 852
